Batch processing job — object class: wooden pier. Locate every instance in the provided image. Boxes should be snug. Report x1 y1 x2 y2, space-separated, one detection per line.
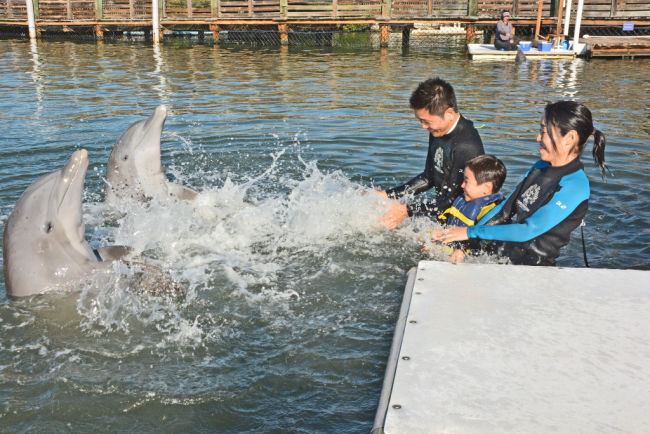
1 0 649 56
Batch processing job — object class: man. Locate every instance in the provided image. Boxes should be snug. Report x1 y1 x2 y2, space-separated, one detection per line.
377 78 485 229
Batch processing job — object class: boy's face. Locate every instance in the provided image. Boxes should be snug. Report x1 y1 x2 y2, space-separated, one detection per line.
462 167 493 202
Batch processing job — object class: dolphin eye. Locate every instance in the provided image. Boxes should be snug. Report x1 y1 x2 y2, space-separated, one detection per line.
123 155 129 161
45 222 53 233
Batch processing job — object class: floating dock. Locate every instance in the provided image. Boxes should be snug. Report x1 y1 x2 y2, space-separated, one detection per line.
373 261 650 433
467 43 577 59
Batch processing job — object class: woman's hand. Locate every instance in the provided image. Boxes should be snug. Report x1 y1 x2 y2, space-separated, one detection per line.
435 226 469 243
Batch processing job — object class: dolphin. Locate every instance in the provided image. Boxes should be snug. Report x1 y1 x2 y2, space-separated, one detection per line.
3 150 132 297
105 105 198 204
515 47 527 64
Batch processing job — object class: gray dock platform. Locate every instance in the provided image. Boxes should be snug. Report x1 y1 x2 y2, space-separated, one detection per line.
373 261 650 433
467 43 576 60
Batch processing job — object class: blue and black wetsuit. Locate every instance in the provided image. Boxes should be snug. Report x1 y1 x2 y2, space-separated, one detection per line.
468 158 590 265
386 115 484 218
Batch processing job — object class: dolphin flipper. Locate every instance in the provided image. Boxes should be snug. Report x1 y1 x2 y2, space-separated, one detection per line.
167 183 199 201
96 245 133 261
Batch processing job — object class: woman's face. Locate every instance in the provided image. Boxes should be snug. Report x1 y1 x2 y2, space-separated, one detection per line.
536 117 573 166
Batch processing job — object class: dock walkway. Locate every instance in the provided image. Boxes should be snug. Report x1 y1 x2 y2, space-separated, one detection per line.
374 261 650 433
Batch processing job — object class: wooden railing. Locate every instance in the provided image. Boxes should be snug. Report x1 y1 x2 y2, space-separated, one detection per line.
1 0 649 20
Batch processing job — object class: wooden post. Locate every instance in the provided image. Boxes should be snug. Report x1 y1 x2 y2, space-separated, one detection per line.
188 0 193 18
381 0 391 18
25 0 37 39
248 0 252 16
333 0 338 17
427 0 433 16
152 0 160 43
467 0 478 16
210 0 220 17
610 0 617 16
66 0 72 19
555 0 565 40
380 24 389 47
278 23 289 45
465 23 475 42
535 0 543 40
94 0 103 19
573 0 584 43
564 0 572 36
210 24 219 42
280 0 287 18
129 0 134 18
402 26 411 47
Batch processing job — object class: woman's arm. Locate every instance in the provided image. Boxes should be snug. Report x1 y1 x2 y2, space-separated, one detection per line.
468 171 589 242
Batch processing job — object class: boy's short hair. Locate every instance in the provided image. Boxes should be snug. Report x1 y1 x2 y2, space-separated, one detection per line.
465 154 507 193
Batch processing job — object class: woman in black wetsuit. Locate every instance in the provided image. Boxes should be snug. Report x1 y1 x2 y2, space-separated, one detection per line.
434 101 607 266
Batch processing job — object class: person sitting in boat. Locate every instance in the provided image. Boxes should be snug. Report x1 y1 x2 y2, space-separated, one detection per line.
433 101 607 266
431 154 506 263
495 11 518 51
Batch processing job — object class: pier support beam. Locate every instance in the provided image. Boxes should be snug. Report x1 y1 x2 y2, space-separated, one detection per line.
380 24 390 47
466 24 475 43
94 24 104 39
401 26 411 48
25 0 37 39
278 23 289 45
210 24 219 42
152 0 160 43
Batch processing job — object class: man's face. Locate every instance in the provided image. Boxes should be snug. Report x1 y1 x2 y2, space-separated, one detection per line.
414 107 456 137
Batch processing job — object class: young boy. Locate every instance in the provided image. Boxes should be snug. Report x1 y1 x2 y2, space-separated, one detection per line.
430 154 507 262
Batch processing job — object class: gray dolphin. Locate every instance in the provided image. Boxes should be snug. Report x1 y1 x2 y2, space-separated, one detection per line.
515 47 527 64
3 150 131 297
105 105 198 204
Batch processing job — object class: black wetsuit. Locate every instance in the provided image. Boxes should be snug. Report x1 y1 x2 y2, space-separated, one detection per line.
469 158 590 266
386 115 484 218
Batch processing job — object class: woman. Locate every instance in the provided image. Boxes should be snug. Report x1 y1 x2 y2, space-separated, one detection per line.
495 11 517 51
435 101 607 266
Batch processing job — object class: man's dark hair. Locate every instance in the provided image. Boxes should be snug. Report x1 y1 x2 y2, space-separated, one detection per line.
409 78 458 117
465 154 507 193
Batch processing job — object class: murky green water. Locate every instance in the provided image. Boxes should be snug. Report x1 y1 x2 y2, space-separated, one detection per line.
1 38 648 432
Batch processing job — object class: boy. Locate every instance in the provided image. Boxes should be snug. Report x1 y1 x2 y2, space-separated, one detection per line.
430 154 506 262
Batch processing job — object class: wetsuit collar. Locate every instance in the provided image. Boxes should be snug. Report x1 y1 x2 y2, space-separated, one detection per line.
444 113 461 136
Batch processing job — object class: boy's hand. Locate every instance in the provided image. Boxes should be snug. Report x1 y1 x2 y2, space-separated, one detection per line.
449 249 466 263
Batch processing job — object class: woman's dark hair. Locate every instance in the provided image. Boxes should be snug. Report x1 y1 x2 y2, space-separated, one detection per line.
409 78 458 117
543 100 607 179
465 154 507 193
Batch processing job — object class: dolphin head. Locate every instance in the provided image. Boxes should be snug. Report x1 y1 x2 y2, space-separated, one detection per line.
105 105 169 203
3 149 98 297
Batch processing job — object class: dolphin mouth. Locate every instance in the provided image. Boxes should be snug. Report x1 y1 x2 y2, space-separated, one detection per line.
58 149 89 213
138 105 167 150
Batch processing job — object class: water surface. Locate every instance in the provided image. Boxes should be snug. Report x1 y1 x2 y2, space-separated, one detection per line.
1 38 648 432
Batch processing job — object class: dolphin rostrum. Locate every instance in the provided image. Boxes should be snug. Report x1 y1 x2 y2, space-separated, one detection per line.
3 150 132 297
105 105 198 204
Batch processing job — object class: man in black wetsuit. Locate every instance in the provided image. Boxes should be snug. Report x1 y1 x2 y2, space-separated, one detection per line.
377 78 485 229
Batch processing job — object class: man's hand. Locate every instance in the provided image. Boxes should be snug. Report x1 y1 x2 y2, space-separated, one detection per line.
374 190 389 200
377 202 408 230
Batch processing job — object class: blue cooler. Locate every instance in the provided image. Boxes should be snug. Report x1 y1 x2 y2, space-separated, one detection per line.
519 41 531 51
539 41 552 52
